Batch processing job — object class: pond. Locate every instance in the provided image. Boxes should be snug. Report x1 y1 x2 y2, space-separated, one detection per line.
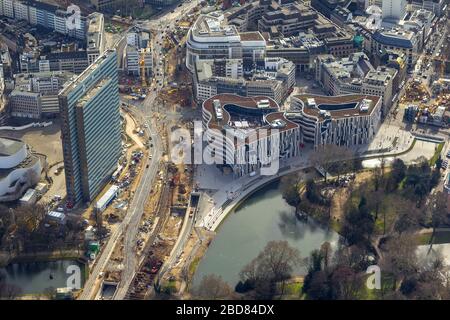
194 181 340 287
0 259 85 295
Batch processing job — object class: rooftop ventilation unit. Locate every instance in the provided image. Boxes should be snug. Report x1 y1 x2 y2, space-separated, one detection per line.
359 99 371 112
270 119 286 128
257 99 270 108
306 98 316 108
213 99 223 120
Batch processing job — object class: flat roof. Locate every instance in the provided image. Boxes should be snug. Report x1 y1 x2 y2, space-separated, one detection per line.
239 32 265 42
294 94 381 119
60 50 113 96
95 184 119 209
76 78 109 108
203 94 298 136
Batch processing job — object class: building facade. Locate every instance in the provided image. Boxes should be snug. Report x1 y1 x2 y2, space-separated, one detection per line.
186 14 266 72
202 94 300 177
193 57 295 104
59 50 121 204
0 0 87 40
0 137 41 202
288 94 382 148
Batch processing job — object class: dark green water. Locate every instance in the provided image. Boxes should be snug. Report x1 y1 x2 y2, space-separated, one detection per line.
194 181 340 287
0 260 85 295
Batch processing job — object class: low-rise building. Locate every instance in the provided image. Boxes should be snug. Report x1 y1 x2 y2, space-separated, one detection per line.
371 28 420 69
287 94 382 148
86 12 105 66
0 137 42 202
0 0 87 40
314 52 374 96
9 90 41 119
11 70 73 118
193 57 295 104
202 94 300 177
125 28 152 78
410 0 447 17
186 13 266 72
361 67 396 116
258 1 318 37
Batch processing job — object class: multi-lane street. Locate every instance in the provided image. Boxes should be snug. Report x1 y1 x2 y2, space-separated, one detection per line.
79 2 194 300
80 1 201 300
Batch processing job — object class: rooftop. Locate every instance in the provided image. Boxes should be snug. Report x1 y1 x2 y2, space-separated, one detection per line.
0 137 24 157
76 78 110 108
239 31 265 42
203 94 298 136
293 94 382 119
192 14 239 38
87 12 104 52
372 28 417 48
60 50 113 96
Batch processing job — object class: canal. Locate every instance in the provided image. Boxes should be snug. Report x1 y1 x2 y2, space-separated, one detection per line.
0 260 85 295
194 180 340 287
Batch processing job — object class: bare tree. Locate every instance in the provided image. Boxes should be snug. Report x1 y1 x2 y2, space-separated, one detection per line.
381 234 418 291
0 274 22 300
192 274 232 300
280 174 302 213
310 144 353 181
240 241 302 299
427 191 448 252
330 265 363 300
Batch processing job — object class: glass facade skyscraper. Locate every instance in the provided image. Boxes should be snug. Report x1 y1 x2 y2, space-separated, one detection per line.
59 50 121 204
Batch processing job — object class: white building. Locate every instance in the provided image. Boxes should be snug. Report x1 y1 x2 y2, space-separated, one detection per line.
361 67 396 116
13 0 29 21
1 0 15 18
0 0 88 40
0 137 42 202
382 0 407 20
186 14 266 72
193 57 295 104
86 12 105 65
126 46 152 77
54 9 68 35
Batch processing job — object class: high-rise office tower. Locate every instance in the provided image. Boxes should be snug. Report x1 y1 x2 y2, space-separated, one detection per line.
382 0 407 20
59 50 121 205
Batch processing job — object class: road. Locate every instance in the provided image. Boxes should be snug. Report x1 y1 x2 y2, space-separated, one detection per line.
112 1 201 299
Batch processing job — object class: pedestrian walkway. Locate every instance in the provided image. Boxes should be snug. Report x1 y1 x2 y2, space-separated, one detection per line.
194 132 421 232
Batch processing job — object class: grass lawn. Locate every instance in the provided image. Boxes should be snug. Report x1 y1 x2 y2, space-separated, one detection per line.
429 142 445 166
162 279 178 294
277 278 304 300
360 273 395 300
417 230 450 245
188 257 200 277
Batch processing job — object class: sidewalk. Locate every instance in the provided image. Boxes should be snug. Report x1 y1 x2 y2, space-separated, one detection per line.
194 132 427 232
